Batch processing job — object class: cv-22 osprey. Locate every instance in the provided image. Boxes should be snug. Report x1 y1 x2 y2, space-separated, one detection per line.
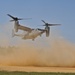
7 14 61 41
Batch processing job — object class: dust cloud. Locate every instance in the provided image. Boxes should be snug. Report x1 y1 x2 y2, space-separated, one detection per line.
0 37 75 67
0 23 75 67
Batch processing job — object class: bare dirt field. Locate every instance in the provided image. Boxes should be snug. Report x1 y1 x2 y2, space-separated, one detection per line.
0 66 75 73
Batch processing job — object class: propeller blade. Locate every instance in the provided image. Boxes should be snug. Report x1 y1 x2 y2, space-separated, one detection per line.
10 20 15 22
48 24 61 26
7 14 15 19
7 14 32 21
38 28 46 31
18 18 24 20
17 18 32 21
41 20 46 24
41 20 61 26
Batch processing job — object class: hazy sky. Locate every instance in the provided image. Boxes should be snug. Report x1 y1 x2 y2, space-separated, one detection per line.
0 0 75 43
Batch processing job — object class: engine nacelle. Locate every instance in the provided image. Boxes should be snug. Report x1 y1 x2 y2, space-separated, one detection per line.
14 21 19 32
14 25 18 32
45 26 50 37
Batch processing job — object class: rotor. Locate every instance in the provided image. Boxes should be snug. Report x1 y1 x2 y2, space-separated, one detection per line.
41 20 61 37
7 14 31 22
41 20 61 27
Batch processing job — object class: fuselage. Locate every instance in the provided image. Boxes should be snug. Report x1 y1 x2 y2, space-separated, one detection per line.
22 29 42 40
14 21 45 40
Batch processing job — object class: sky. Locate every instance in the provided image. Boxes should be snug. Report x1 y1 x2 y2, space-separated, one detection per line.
0 0 75 44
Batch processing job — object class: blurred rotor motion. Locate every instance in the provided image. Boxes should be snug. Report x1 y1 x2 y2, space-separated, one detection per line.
41 20 61 37
41 20 61 26
7 14 32 22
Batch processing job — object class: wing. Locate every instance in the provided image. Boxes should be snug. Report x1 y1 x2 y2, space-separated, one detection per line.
18 24 32 32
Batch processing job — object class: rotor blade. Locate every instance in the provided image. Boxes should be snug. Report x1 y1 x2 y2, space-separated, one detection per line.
17 18 32 21
18 18 24 20
38 28 46 31
41 20 46 24
7 14 32 21
10 20 15 22
7 14 15 19
48 24 61 26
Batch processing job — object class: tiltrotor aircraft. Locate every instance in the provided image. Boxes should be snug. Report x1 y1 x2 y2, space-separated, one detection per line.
7 14 61 41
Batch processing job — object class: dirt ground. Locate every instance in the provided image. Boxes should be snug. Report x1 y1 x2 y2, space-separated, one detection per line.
0 66 75 73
